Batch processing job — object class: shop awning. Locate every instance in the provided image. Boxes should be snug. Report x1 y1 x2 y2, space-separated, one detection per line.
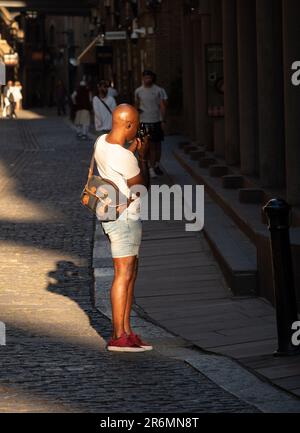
77 35 100 64
0 0 97 16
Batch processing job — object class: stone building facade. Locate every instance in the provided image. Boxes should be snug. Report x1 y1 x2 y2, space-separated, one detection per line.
180 0 300 307
181 0 300 207
1 1 299 305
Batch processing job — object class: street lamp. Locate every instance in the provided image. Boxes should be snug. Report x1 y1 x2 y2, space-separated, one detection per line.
130 19 146 40
183 0 200 15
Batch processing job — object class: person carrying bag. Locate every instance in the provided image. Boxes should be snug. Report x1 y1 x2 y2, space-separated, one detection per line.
92 80 116 136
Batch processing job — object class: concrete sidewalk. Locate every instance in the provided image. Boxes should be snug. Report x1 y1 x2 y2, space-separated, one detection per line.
133 135 300 398
93 134 300 411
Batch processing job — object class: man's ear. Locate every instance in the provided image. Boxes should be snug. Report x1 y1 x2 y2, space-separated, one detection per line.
126 122 131 129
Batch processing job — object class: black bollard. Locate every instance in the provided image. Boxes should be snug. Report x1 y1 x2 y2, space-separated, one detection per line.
263 198 300 356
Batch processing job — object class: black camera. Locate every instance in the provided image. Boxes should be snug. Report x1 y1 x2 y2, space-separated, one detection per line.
136 124 148 142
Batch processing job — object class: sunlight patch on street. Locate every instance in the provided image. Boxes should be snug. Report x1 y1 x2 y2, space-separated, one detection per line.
0 244 106 349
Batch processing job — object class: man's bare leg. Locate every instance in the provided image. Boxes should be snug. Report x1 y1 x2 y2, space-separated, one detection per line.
111 256 137 339
149 140 159 168
124 258 139 335
149 140 162 169
154 141 162 165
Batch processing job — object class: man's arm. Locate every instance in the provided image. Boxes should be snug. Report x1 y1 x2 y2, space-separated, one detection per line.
127 139 150 190
159 87 168 122
127 137 140 154
127 159 149 191
160 99 167 122
116 157 148 214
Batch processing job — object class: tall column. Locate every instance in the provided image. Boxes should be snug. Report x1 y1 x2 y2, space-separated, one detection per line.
236 0 258 175
192 5 213 148
282 0 300 205
222 0 240 165
181 14 196 139
210 0 225 157
210 0 223 42
192 17 205 145
201 13 213 150
256 0 285 187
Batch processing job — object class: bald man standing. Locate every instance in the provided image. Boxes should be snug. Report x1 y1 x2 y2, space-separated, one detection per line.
94 104 152 352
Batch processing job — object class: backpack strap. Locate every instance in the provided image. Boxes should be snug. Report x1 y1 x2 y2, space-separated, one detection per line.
96 96 112 114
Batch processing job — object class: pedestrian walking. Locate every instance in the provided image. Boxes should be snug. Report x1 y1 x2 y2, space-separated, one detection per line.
2 80 16 118
71 80 91 140
135 70 168 179
92 80 116 137
55 79 67 116
94 104 152 352
12 81 23 112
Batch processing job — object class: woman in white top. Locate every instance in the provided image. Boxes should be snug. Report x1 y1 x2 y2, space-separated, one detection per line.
92 80 116 136
12 81 23 111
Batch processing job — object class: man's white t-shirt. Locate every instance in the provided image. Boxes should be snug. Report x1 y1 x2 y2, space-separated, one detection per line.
135 84 167 123
94 134 141 220
92 95 116 131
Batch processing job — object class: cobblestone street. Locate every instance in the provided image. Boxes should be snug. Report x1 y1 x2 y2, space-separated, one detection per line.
0 111 261 413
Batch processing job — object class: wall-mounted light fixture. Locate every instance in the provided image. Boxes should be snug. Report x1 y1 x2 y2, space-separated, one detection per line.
183 0 200 15
131 27 146 40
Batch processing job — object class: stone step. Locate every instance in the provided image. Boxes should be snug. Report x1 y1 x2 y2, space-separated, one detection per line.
178 141 190 149
222 175 244 189
199 157 217 168
209 165 229 178
173 147 266 243
189 150 206 161
239 188 265 204
203 202 258 296
184 145 198 155
161 147 258 297
170 143 300 305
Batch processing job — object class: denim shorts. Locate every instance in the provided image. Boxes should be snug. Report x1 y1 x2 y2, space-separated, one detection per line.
101 219 142 258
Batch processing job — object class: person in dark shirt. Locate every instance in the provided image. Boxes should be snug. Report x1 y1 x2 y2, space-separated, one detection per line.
71 80 91 140
55 80 67 116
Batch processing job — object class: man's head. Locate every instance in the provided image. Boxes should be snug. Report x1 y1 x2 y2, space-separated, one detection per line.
97 80 109 97
111 104 139 142
7 80 13 87
142 70 154 87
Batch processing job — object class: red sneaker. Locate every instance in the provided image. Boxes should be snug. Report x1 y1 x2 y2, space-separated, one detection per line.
129 332 153 351
107 332 146 352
